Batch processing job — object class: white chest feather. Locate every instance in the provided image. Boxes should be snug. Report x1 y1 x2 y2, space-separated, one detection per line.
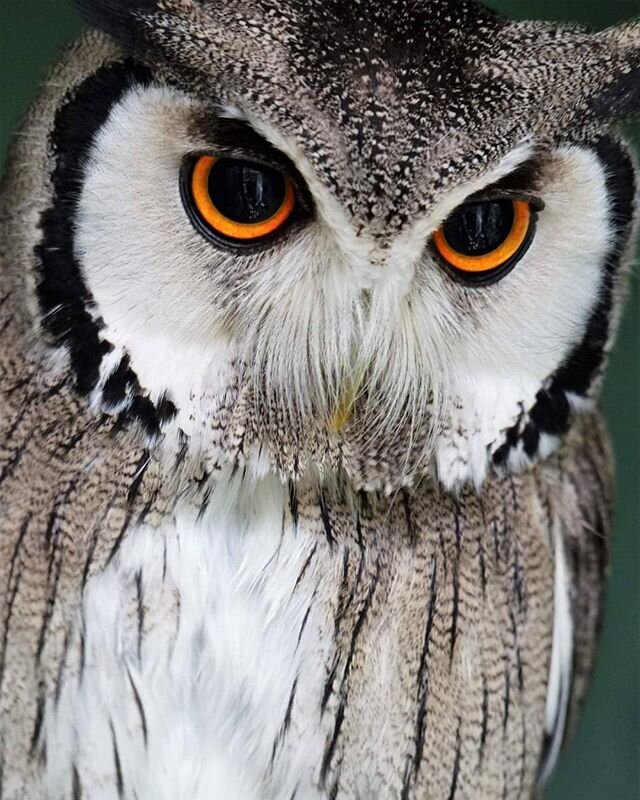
45 478 330 800
37 464 573 800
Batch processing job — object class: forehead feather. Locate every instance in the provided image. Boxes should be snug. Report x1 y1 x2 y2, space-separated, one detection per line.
78 0 639 224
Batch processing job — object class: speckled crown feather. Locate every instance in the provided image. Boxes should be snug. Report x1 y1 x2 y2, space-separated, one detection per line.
75 0 640 232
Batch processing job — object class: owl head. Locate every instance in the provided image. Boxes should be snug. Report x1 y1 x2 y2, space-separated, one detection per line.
9 0 639 491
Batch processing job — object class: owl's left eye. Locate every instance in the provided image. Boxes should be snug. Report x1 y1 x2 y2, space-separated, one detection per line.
182 155 296 245
432 199 536 285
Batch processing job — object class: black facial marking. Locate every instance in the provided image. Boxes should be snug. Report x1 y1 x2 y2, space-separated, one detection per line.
101 356 134 407
36 60 177 438
494 135 636 467
33 63 138 394
552 137 636 396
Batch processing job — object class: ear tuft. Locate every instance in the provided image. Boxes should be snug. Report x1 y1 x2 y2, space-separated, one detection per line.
75 0 160 49
591 23 640 122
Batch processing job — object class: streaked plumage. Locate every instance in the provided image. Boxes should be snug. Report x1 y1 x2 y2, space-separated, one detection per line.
0 1 637 798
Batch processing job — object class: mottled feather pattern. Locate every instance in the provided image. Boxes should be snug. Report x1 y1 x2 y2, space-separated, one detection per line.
0 0 638 797
0 239 613 797
0 298 612 797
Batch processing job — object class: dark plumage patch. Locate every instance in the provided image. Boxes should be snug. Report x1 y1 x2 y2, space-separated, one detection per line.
35 61 177 438
123 392 177 439
591 60 640 122
102 356 134 407
76 0 160 51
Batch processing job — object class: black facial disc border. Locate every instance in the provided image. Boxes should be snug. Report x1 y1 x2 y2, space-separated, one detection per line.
35 59 177 437
493 135 636 466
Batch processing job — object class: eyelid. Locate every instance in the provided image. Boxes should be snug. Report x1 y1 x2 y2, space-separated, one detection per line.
188 149 313 213
193 147 282 172
467 189 546 212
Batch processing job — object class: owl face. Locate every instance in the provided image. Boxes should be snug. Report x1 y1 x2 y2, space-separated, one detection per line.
35 0 639 490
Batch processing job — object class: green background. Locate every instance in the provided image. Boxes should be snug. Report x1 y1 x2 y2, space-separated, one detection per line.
1 2 638 798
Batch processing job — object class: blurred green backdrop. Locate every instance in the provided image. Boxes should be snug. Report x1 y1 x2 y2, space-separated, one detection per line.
0 2 638 798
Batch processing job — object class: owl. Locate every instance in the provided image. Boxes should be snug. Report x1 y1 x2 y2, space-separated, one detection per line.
0 0 638 798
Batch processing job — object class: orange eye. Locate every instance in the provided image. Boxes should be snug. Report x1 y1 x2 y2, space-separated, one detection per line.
186 155 296 243
433 199 535 284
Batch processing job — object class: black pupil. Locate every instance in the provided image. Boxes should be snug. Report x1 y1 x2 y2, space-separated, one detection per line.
208 158 286 225
442 200 514 257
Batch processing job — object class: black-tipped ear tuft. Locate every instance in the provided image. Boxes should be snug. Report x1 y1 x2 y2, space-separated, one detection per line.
75 0 160 50
591 64 640 122
589 23 640 123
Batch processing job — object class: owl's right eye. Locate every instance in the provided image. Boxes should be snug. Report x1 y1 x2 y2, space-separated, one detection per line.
182 155 296 246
